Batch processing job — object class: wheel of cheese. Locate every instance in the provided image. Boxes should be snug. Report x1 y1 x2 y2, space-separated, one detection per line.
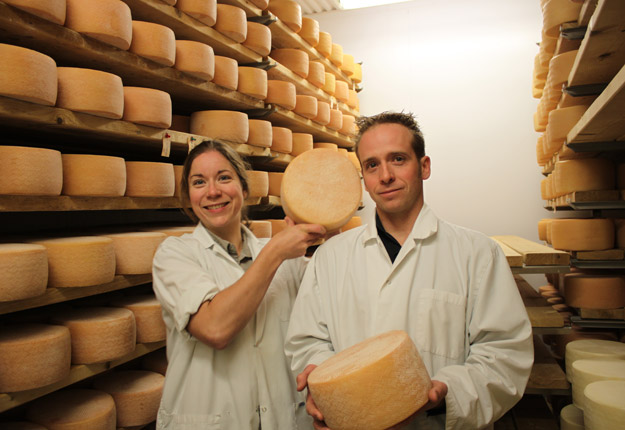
190 110 249 144
247 119 273 148
129 21 176 67
56 67 124 119
544 105 588 155
571 359 625 410
243 21 271 56
550 218 614 251
294 95 317 119
352 62 362 84
341 216 362 232
268 0 301 33
161 0 177 4
52 306 136 364
327 108 343 130
560 403 584 430
314 142 338 151
123 87 172 129
317 31 332 57
340 114 356 136
542 0 583 38
65 0 132 50
0 244 47 302
347 89 359 110
341 54 355 76
322 72 336 95
266 80 296 110
291 133 313 156
329 43 343 67
547 50 578 87
282 148 361 230
267 172 283 197
4 0 66 25
554 331 619 360
174 164 183 198
248 220 272 238
125 161 175 197
141 348 168 375
271 126 293 153
174 40 215 81
0 146 62 196
334 80 349 103
212 56 239 90
553 158 615 196
0 44 57 106
537 219 552 241
62 154 126 196
347 151 361 173
0 323 70 392
214 4 247 43
308 330 431 430
33 236 116 288
143 225 195 237
307 61 326 88
170 114 191 133
563 274 625 310
299 17 319 46
583 380 625 430
102 232 166 275
313 101 330 125
111 294 166 342
26 388 116 430
0 422 48 430
93 370 164 427
237 67 267 100
268 219 286 236
271 48 309 78
245 170 269 198
565 339 625 382
175 0 217 27
249 0 269 9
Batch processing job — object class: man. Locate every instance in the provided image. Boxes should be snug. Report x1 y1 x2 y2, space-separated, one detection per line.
285 111 533 429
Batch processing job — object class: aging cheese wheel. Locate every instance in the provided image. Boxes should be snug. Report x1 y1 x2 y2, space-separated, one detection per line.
174 164 183 198
546 50 578 88
93 370 164 427
583 380 625 430
271 126 293 153
327 108 343 130
190 110 249 143
329 43 343 67
248 119 273 148
550 218 614 251
102 232 166 275
271 48 309 78
314 101 331 125
175 0 217 26
123 87 172 128
563 274 625 310
33 236 116 288
56 67 124 119
237 67 268 100
266 79 296 110
141 348 168 375
553 158 615 196
317 31 332 58
53 306 136 364
26 388 116 430
544 105 588 156
268 0 302 32
308 330 432 430
542 0 583 38
214 4 247 43
174 40 215 81
62 154 126 196
0 244 47 302
4 0 66 25
352 63 362 84
246 170 269 198
347 152 361 173
249 220 272 238
111 295 166 343
125 161 175 197
347 89 359 110
143 225 195 237
565 339 625 382
0 146 62 196
291 133 313 156
334 80 349 103
268 219 286 236
340 216 362 232
65 0 132 50
243 21 271 57
553 331 619 360
0 44 57 106
294 95 317 119
341 54 355 76
340 114 356 136
170 114 190 133
307 61 326 88
282 148 361 230
267 172 283 197
314 142 338 151
249 0 269 9
571 359 625 410
322 72 336 95
560 403 584 430
0 323 71 392
212 56 239 90
129 21 176 66
300 17 319 46
537 219 551 241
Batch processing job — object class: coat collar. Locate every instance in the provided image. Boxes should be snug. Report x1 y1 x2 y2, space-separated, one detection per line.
192 222 263 260
362 203 439 245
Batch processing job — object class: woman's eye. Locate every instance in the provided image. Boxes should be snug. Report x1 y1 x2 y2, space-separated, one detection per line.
218 174 232 182
192 179 205 186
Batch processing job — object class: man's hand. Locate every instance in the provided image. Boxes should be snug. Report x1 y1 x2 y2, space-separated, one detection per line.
297 364 330 429
387 380 448 429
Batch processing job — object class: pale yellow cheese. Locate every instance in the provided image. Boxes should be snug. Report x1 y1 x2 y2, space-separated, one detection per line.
352 63 362 84
170 114 191 133
341 54 355 76
215 4 247 43
93 370 164 427
175 0 217 27
123 86 172 129
314 142 338 151
300 17 319 47
4 0 66 25
329 43 343 67
248 119 273 148
308 330 432 430
237 67 268 100
246 170 269 198
317 31 332 58
271 48 309 78
571 359 625 410
52 306 136 364
272 126 293 153
102 232 166 275
268 219 286 236
0 146 62 196
347 89 359 110
546 49 578 88
268 0 302 33
0 44 57 106
340 114 356 136
62 154 126 197
307 61 326 88
282 148 361 230
141 348 168 375
249 0 269 9
537 219 551 241
174 40 215 81
542 0 583 38
347 152 361 173
26 388 116 430
322 72 336 95
560 403 584 430
340 216 362 232
65 0 132 50
212 56 239 90
550 218 614 251
243 21 271 57
266 79 296 110
566 339 625 382
583 380 625 430
314 101 331 126
334 80 349 103
267 172 283 197
553 158 615 197
544 105 588 156
125 161 176 197
129 21 176 66
0 323 71 392
294 95 317 119
249 220 272 238
291 133 313 156
32 236 116 288
56 67 124 119
327 108 343 130
190 110 249 143
0 244 47 302
111 294 166 343
563 274 625 310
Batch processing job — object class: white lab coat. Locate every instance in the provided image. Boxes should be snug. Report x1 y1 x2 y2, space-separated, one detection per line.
285 205 533 430
153 223 311 430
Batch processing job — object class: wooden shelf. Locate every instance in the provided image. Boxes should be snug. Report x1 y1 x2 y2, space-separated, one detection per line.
493 235 571 268
217 0 263 18
516 276 566 329
525 335 570 396
0 195 183 213
0 341 165 413
544 190 624 210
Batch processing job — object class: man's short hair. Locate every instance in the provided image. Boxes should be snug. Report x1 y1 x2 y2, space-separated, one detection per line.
355 111 426 159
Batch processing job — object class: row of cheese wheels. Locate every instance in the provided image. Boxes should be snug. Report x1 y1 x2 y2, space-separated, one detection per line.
0 295 166 392
537 217 623 251
535 102 590 167
537 272 625 312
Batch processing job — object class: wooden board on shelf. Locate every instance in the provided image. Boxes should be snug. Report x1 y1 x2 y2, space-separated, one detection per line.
217 0 263 18
492 238 523 267
492 235 571 266
515 275 565 328
526 335 570 395
579 307 624 320
0 195 182 213
572 248 625 260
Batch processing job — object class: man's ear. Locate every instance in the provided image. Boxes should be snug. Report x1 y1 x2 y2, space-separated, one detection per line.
421 156 431 180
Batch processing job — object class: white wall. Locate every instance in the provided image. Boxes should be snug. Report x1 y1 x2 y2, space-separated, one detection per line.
311 0 547 243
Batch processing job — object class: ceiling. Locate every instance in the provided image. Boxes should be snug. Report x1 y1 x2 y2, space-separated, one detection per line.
294 0 343 14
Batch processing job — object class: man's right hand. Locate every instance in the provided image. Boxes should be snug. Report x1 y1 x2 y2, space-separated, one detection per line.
296 364 330 430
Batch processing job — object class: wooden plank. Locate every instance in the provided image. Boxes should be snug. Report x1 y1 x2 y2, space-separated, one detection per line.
573 249 625 260
515 276 565 328
217 0 262 17
527 335 570 392
578 0 599 26
492 236 571 266
0 195 182 212
492 238 524 267
567 190 619 202
579 308 625 319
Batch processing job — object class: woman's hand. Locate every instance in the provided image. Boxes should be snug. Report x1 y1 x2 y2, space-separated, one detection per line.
269 217 326 261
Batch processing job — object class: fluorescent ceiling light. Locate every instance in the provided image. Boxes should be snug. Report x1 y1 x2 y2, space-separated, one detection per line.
341 0 412 10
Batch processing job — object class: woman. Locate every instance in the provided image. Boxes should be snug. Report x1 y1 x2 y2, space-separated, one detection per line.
152 140 326 429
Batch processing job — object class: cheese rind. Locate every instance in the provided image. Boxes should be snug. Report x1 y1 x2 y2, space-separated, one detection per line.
329 43 343 67
246 170 269 198
313 101 330 125
334 80 349 103
248 119 273 148
300 17 319 46
214 4 247 43
0 44 57 106
129 21 176 66
307 61 326 88
56 67 124 119
237 67 268 100
327 108 343 130
125 161 175 197
317 31 332 57
249 220 272 238
294 95 317 119
174 40 215 81
62 154 126 196
0 146 62 196
553 158 615 196
123 87 172 128
266 80 296 110
190 110 249 143
268 0 302 32
565 339 625 382
212 56 239 90
4 0 66 25
271 127 293 153
267 172 283 197
563 274 625 310
583 380 625 430
102 232 167 275
271 48 309 78
308 330 432 430
175 0 217 26
291 133 313 156
572 359 625 410
550 218 614 251
560 403 584 430
65 0 133 50
0 244 48 302
243 21 271 56
110 294 167 343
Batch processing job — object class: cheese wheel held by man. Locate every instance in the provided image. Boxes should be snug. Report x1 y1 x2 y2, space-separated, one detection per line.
307 330 432 430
